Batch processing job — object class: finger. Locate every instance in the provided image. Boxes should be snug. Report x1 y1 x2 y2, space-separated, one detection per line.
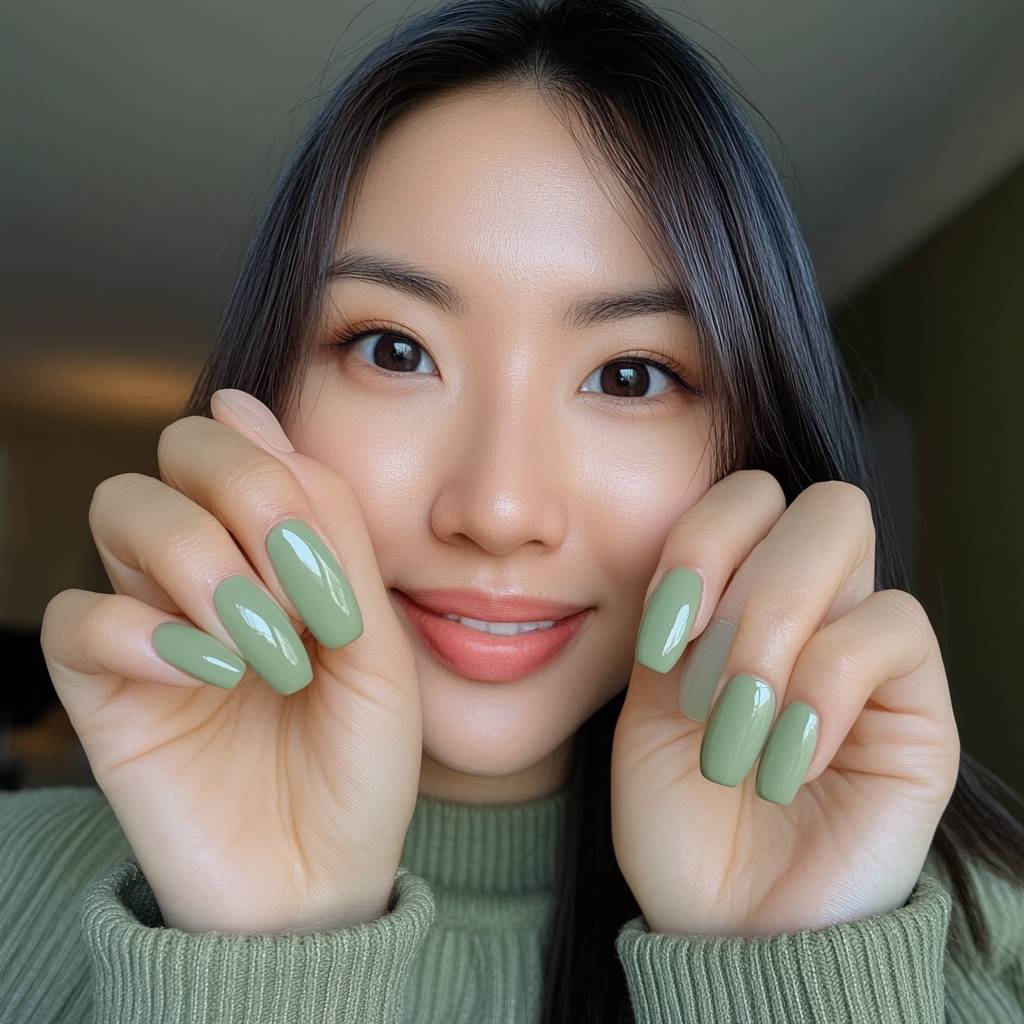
91 472 313 695
689 480 875 728
629 470 786 724
156 413 362 644
630 471 785 718
157 408 373 655
42 589 246 715
207 390 415 691
754 589 957 806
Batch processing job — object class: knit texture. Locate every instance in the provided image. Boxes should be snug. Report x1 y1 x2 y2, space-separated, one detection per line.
2 786 1023 1023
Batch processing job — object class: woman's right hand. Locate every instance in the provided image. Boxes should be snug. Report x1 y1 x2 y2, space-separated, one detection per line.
41 391 422 935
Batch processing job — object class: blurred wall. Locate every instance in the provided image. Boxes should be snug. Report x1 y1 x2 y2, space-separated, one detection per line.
0 358 190 626
834 161 1024 797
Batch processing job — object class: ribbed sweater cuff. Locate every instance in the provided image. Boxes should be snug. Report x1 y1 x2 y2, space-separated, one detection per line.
81 860 434 1024
617 876 951 1024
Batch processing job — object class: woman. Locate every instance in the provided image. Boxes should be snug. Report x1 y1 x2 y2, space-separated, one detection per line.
4 1 1023 1021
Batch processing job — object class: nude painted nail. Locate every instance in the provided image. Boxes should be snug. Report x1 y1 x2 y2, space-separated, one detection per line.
678 619 737 723
212 389 295 452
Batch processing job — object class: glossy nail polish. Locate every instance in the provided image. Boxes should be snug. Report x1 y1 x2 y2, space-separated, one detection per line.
635 568 702 673
152 623 245 689
213 576 313 695
211 389 295 452
755 702 819 805
700 675 775 787
677 619 737 723
266 520 363 649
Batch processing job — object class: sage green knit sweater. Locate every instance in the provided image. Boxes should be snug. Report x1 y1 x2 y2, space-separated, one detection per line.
1 788 1022 1023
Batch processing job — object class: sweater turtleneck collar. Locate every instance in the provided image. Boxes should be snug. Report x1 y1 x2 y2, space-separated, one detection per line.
400 792 567 897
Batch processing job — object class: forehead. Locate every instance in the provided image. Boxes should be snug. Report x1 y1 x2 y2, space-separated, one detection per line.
338 86 665 292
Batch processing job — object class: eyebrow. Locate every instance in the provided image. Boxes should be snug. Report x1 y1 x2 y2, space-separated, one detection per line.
327 251 462 314
327 249 690 328
566 288 691 329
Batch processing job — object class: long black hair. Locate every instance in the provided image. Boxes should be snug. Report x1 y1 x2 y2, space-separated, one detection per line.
187 1 1024 1019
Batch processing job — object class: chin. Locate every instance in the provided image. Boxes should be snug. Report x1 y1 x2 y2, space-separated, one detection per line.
416 653 627 781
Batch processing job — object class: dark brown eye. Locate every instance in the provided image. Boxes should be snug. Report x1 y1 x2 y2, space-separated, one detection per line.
600 361 650 397
351 332 436 374
581 359 672 398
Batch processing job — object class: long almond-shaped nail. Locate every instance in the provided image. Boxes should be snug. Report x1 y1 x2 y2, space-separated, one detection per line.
266 520 363 649
635 568 702 673
700 675 775 787
678 619 737 723
756 702 819 805
212 389 295 452
153 623 245 689
213 576 312 694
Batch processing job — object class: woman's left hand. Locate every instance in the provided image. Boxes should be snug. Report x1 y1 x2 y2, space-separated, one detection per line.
611 470 959 936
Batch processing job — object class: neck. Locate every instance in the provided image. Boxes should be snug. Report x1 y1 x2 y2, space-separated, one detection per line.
418 739 572 804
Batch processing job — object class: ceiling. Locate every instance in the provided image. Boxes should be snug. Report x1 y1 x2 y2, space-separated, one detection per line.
2 0 1023 371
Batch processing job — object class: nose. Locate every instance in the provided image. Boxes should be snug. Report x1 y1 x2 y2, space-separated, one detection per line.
429 388 569 556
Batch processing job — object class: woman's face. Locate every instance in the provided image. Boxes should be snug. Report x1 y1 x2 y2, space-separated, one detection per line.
288 86 712 798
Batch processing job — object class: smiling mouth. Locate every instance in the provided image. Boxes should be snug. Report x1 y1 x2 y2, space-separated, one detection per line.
393 589 591 682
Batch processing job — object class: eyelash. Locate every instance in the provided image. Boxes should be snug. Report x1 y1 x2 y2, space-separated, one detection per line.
330 322 701 397
330 320 422 351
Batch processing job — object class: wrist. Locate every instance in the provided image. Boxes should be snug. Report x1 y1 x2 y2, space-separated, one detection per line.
157 875 398 936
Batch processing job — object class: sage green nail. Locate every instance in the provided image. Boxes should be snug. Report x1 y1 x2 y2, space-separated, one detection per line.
700 675 775 787
635 568 702 673
678 619 737 723
756 702 819 805
152 623 245 689
213 575 313 695
266 520 363 649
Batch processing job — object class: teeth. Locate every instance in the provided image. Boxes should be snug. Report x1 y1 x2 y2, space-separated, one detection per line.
443 614 556 635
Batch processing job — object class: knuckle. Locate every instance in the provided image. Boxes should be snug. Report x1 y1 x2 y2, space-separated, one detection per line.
804 628 870 691
90 473 151 521
802 480 875 539
158 415 210 455
875 589 931 636
219 451 296 511
734 469 786 510
42 590 108 671
161 508 228 565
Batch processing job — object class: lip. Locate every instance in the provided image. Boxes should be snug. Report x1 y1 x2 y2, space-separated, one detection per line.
393 588 592 683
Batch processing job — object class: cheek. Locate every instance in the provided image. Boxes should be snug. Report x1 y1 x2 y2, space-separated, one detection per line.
289 390 442 556
570 415 712 596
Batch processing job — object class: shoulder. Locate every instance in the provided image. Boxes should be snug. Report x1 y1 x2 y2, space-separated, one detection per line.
1 787 132 1022
1 785 130 876
927 856 1024 1024
957 858 1024 964
1 785 133 935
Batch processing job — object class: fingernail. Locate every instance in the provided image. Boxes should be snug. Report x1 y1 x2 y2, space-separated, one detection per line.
635 568 702 673
212 389 295 453
213 576 312 694
678 619 737 723
152 623 245 689
756 702 819 805
700 675 776 787
266 520 363 649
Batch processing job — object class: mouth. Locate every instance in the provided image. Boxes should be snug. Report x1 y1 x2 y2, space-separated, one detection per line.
392 588 592 683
